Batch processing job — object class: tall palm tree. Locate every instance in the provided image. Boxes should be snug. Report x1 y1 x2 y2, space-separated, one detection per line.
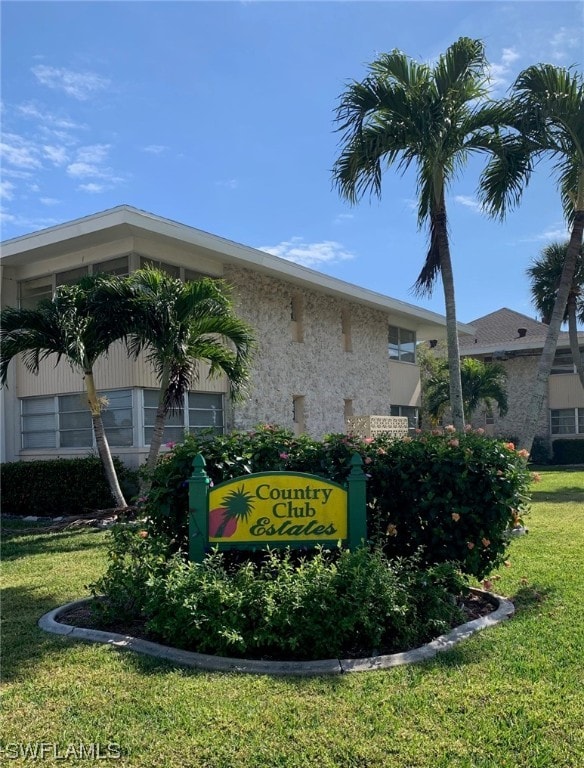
0 277 128 507
98 268 255 484
480 64 584 450
424 357 508 424
332 37 505 432
527 241 584 388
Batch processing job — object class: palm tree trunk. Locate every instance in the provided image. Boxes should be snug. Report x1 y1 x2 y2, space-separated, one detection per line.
434 207 465 431
141 365 172 491
518 206 584 451
85 370 127 508
567 292 584 389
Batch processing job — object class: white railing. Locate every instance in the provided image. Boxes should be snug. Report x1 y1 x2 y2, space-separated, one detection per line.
346 415 410 439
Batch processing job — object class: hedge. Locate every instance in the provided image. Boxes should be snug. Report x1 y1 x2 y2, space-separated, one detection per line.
141 425 532 579
1 457 138 517
552 439 584 465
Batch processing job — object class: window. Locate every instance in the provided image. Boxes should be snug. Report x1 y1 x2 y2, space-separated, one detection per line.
94 256 129 277
551 351 576 375
185 268 210 283
18 258 129 309
341 309 352 352
388 326 416 363
143 390 224 445
19 277 53 310
290 295 304 342
21 397 56 448
140 257 181 279
55 266 89 286
390 405 419 430
20 390 133 449
551 408 584 435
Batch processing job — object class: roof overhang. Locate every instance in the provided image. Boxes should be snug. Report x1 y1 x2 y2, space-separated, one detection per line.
0 205 475 339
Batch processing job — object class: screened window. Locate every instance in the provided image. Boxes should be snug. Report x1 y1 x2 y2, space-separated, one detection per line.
388 326 416 363
390 405 419 430
550 351 576 375
20 390 133 449
21 397 56 448
185 268 210 283
55 266 89 286
188 392 223 435
19 277 53 310
94 256 130 277
143 390 224 445
140 257 180 279
58 394 92 447
551 408 584 435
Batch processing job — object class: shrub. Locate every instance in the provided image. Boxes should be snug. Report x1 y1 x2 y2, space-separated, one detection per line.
1 457 139 517
530 436 552 465
93 536 466 660
552 439 584 465
141 426 531 579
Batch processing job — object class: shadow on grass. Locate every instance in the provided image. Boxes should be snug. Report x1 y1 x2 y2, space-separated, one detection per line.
1 527 108 561
530 487 584 503
508 584 555 613
1 584 85 683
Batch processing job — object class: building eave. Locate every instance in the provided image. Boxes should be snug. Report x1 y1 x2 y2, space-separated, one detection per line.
0 205 475 339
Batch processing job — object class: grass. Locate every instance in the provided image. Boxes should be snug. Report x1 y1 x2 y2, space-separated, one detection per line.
1 468 583 768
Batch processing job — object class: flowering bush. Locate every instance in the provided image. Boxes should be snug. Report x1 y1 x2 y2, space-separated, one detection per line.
138 425 531 579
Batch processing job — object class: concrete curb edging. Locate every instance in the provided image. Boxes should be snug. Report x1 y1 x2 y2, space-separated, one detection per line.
38 589 514 677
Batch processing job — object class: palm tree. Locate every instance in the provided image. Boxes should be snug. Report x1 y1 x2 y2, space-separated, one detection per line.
0 277 128 507
480 64 584 450
424 357 508 424
98 268 255 485
332 37 505 432
527 241 584 388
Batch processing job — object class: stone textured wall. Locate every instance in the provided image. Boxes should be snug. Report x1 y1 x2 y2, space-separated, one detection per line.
469 354 549 440
225 266 392 438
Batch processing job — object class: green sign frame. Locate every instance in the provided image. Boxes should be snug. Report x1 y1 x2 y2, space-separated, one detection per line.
188 452 367 562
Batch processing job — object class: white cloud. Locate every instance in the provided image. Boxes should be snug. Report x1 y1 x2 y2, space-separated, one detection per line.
333 212 354 224
454 195 484 213
142 144 168 155
40 197 60 206
520 223 570 243
215 178 239 190
1 134 42 169
76 144 111 164
0 180 16 200
77 182 107 193
259 237 356 268
43 145 68 165
549 27 581 61
487 47 520 93
32 65 110 100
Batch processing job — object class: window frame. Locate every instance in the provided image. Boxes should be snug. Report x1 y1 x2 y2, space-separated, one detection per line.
388 326 417 363
20 389 134 450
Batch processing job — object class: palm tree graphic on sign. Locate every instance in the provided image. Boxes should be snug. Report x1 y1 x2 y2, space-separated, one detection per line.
209 486 255 538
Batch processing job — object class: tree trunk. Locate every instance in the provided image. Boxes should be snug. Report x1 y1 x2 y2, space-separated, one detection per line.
567 292 584 390
434 206 465 432
518 206 584 451
85 370 127 508
141 365 172 493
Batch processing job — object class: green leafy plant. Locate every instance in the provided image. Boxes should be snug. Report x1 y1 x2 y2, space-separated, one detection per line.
115 546 467 660
1 457 138 517
141 425 531 579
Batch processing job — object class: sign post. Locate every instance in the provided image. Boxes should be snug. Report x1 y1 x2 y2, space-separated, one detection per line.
188 452 367 562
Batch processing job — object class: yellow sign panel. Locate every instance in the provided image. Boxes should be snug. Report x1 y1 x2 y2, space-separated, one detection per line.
208 473 347 543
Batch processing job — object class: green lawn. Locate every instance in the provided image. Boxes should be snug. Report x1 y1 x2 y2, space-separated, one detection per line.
2 468 583 768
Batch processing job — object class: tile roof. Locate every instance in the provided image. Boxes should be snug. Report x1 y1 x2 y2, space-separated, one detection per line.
458 307 577 353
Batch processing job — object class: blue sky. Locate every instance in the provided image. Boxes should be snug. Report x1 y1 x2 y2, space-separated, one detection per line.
1 1 582 324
